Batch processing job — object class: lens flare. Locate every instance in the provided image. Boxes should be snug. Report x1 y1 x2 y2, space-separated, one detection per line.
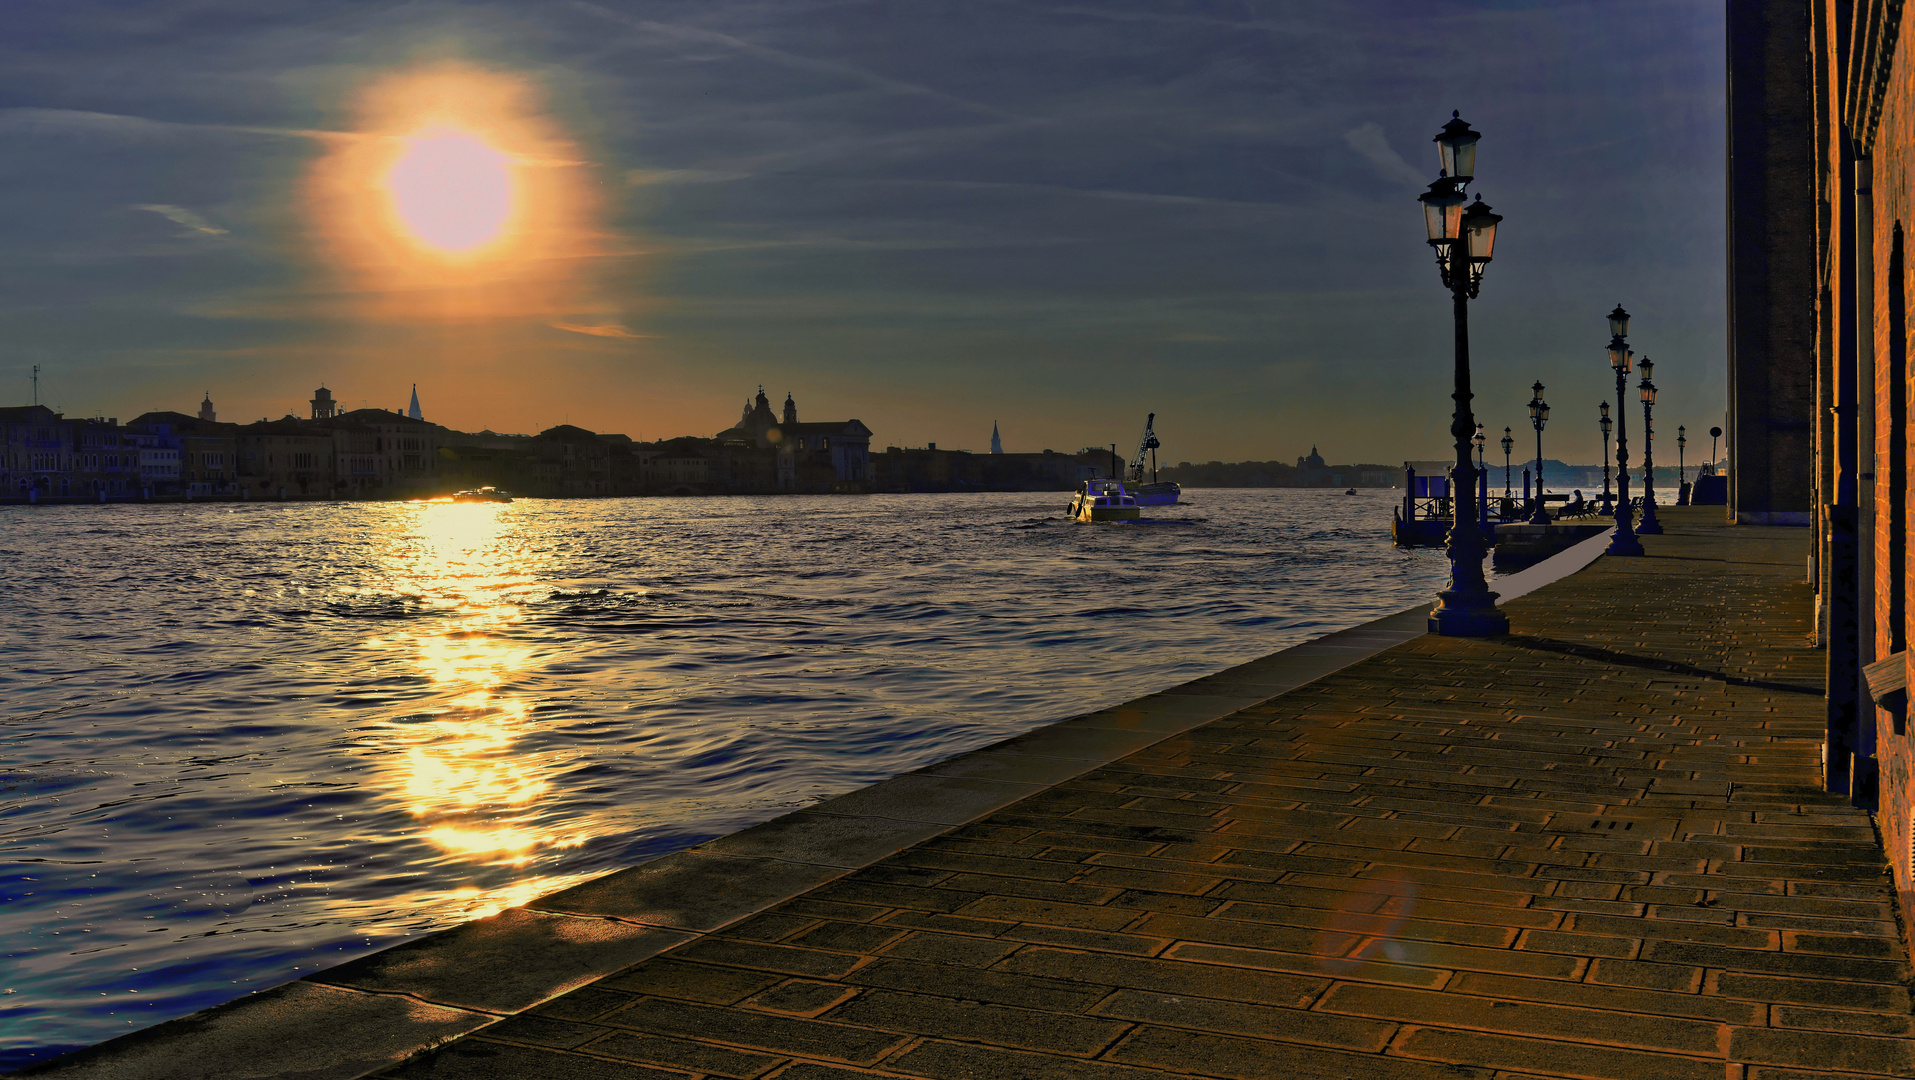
387 127 514 253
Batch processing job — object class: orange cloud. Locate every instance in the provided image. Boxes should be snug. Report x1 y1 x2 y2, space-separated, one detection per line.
548 321 653 339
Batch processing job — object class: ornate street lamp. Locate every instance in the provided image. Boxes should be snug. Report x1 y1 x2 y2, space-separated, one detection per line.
1710 425 1722 472
1605 305 1645 555
1527 381 1550 523
1501 427 1514 501
1676 425 1688 504
1415 112 1506 636
1599 401 1613 514
1637 356 1662 534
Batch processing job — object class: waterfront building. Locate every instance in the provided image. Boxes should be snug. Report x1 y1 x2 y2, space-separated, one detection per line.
714 387 872 491
529 425 612 496
0 405 70 497
132 425 183 493
70 418 141 498
127 411 239 497
236 417 338 498
320 408 440 497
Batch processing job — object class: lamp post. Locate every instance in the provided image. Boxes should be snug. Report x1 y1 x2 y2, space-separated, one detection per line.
1637 357 1662 534
1605 305 1645 555
1501 427 1514 503
1676 425 1688 504
1599 402 1613 514
1527 381 1550 524
1710 425 1722 473
1473 424 1488 529
1415 111 1507 636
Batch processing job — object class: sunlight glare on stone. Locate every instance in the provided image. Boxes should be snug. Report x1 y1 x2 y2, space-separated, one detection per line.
386 127 514 253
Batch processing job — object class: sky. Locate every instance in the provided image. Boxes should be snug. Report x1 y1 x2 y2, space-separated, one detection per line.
0 0 1725 465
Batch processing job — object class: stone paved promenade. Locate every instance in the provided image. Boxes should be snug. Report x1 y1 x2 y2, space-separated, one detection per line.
346 507 1910 1080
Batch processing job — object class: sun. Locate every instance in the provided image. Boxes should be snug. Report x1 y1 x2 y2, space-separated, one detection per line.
386 127 515 254
304 62 612 321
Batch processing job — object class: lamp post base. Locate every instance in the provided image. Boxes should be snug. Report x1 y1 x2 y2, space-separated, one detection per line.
1607 529 1645 556
1637 502 1663 535
1429 589 1509 636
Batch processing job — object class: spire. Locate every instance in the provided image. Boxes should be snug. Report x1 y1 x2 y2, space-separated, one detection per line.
198 392 216 423
782 392 797 426
408 383 422 421
991 421 1003 454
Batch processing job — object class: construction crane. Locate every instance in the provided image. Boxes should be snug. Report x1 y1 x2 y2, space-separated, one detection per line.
1127 413 1160 484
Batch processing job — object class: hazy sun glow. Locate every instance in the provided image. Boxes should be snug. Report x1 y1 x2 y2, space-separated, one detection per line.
387 127 515 253
305 62 611 322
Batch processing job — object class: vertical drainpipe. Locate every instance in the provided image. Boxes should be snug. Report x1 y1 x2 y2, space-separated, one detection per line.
1829 133 1860 798
1855 151 1879 808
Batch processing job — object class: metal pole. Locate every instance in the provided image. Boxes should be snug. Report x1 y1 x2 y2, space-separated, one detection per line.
1529 412 1549 523
1428 239 1506 636
1609 353 1644 555
1601 428 1612 512
1638 381 1662 534
1677 429 1688 505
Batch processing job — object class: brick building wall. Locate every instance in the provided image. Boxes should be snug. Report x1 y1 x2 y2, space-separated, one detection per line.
1852 0 1915 951
1803 0 1915 955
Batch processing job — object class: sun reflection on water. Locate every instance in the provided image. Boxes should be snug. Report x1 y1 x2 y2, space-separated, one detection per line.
376 504 584 873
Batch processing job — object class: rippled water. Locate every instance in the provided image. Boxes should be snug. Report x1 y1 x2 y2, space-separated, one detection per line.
1 489 1452 1065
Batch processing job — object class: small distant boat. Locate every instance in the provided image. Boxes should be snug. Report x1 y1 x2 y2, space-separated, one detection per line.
1125 413 1181 505
1345 488 1358 496
1133 481 1181 506
1070 478 1141 522
453 486 513 503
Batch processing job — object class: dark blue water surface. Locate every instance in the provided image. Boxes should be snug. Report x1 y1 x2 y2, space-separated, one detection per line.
0 490 1451 1065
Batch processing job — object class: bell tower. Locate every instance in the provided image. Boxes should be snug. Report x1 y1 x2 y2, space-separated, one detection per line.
311 385 337 420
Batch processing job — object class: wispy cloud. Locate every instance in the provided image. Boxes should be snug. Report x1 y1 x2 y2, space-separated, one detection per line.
1343 122 1427 187
131 204 227 236
549 321 653 339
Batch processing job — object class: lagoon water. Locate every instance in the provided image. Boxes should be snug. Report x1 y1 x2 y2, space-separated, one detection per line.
0 489 1452 1065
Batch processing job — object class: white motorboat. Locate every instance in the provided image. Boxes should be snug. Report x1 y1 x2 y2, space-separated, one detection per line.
1070 478 1141 522
453 486 513 503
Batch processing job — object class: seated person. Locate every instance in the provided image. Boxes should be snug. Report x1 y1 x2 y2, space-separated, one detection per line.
1565 489 1586 515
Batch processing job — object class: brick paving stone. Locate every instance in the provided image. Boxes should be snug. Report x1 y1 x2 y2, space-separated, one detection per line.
387 511 1912 1080
600 997 907 1064
820 988 1128 1054
384 1041 692 1079
585 1030 780 1077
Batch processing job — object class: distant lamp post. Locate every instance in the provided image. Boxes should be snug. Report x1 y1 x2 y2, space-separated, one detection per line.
1605 305 1645 555
1472 424 1488 527
1500 427 1514 501
1598 401 1614 514
1527 381 1550 524
1710 425 1722 473
1415 111 1506 636
1676 425 1689 504
1637 357 1662 535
